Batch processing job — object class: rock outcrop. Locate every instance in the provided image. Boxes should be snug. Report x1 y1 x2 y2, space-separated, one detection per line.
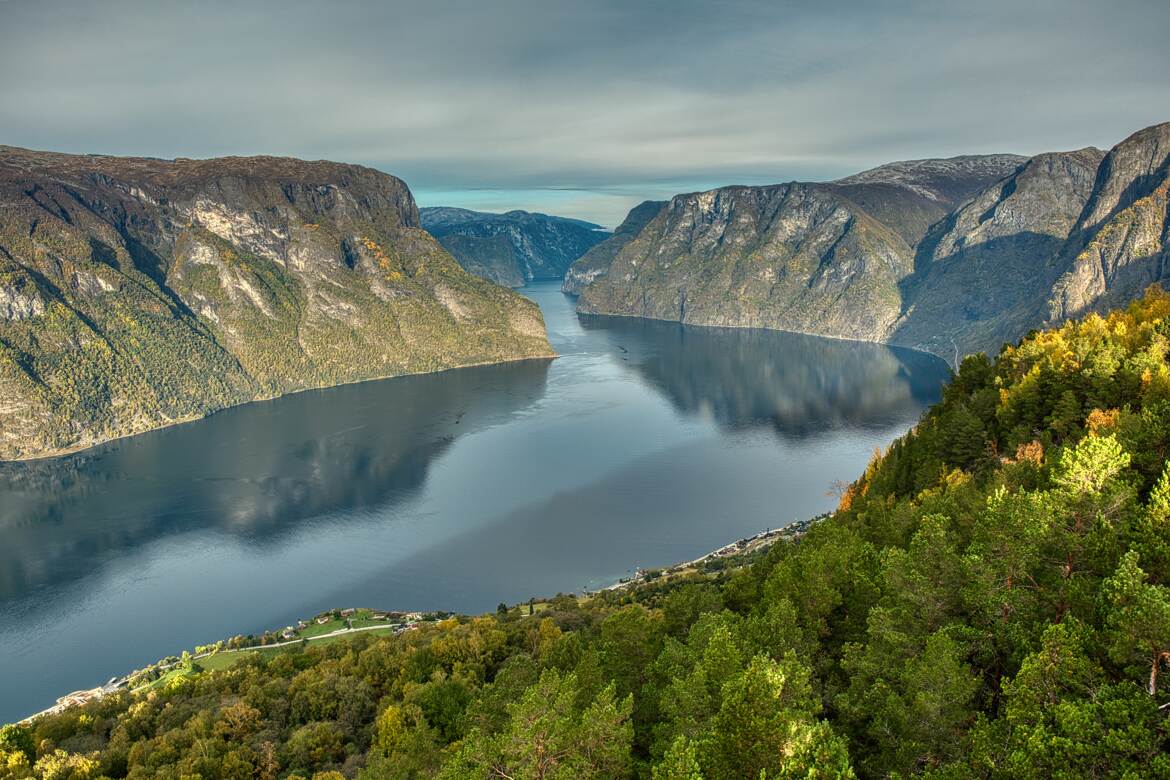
421 207 608 285
1047 123 1170 322
0 147 553 460
562 200 665 295
577 155 1025 343
579 122 1170 361
893 148 1106 355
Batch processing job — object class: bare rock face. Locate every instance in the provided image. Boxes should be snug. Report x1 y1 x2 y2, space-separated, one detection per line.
562 200 665 295
0 147 553 460
1047 123 1170 321
894 148 1106 356
580 122 1170 361
578 155 1025 343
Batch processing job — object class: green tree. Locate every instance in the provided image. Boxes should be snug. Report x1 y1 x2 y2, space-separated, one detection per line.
440 670 632 780
1103 551 1170 696
699 654 844 779
653 735 704 780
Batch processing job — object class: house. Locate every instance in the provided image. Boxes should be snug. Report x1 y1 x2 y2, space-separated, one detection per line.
340 608 356 618
281 627 297 640
316 616 330 625
370 612 388 620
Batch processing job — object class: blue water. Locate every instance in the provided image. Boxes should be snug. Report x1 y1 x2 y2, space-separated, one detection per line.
0 282 948 722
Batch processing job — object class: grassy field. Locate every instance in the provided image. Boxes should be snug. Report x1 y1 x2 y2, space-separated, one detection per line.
298 619 348 638
200 651 255 672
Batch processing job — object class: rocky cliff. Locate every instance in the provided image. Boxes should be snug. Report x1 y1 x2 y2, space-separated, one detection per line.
562 200 665 295
577 155 1025 343
1047 123 1170 322
420 207 608 285
579 122 1170 360
893 148 1107 355
0 147 553 460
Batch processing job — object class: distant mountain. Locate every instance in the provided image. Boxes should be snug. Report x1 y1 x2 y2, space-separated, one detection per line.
578 154 1025 347
562 200 666 295
0 148 553 460
421 207 609 286
578 122 1170 360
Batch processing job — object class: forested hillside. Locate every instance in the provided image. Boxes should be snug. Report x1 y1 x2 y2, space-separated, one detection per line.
4 289 1170 778
0 148 553 460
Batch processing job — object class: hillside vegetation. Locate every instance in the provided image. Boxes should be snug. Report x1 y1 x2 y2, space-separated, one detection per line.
0 148 553 460
4 289 1170 778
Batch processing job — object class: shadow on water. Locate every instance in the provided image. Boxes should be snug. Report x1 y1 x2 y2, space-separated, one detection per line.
578 314 949 438
0 359 551 603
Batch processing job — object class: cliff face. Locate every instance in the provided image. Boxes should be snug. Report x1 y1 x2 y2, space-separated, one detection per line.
577 156 1025 342
894 148 1107 355
420 207 608 284
0 147 553 460
1047 123 1170 321
579 122 1170 360
562 200 665 295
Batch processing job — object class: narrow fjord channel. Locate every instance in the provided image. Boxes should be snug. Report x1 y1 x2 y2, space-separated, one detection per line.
0 282 948 722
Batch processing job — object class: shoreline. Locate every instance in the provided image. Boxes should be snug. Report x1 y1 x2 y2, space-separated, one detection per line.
18 611 439 725
595 515 824 594
14 516 827 725
2 351 556 464
574 308 953 364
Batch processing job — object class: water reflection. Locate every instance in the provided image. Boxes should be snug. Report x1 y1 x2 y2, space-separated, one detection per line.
579 315 946 437
0 283 951 722
0 360 551 602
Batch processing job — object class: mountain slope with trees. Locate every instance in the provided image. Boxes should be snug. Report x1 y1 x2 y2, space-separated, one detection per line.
420 207 609 286
4 288 1169 778
0 148 553 460
562 200 666 295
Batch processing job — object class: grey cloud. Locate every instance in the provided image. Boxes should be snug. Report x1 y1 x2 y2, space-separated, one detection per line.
1 0 1168 225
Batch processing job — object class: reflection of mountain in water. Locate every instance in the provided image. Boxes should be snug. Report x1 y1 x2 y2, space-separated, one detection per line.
0 360 550 601
580 315 949 438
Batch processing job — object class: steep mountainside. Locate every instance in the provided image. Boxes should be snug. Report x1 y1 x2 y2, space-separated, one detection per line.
1047 123 1170 322
580 123 1170 361
0 148 553 460
562 200 665 294
577 155 1025 343
420 207 608 285
426 233 525 288
894 148 1107 356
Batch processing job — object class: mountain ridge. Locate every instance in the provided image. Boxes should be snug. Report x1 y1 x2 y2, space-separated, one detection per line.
577 123 1170 361
420 206 608 286
0 147 553 460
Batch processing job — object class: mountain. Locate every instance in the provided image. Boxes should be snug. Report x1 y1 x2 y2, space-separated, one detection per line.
1047 123 1170 322
893 147 1107 355
577 155 1025 344
420 206 610 285
561 200 665 294
577 122 1170 360
0 147 553 461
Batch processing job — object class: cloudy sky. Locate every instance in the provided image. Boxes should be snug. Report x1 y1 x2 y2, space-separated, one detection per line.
2 0 1168 226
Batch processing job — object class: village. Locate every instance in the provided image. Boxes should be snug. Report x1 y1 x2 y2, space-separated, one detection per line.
22 608 444 724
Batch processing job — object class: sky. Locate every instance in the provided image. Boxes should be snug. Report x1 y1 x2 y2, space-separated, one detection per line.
2 0 1168 227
